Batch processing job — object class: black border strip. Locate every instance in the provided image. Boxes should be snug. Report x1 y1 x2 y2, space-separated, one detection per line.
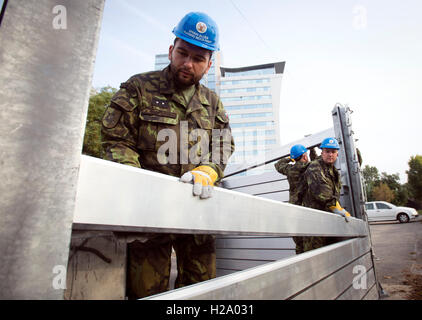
0 0 9 27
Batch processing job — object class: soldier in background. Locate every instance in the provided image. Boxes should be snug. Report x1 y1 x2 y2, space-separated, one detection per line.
101 12 235 299
274 144 316 254
301 138 350 252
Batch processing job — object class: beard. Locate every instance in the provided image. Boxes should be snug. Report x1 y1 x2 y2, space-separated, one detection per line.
172 66 204 89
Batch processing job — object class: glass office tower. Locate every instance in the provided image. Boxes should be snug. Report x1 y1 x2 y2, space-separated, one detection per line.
219 62 285 169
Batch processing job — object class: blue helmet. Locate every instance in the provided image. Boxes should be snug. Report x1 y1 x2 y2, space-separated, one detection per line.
172 12 220 51
320 137 340 150
290 144 308 160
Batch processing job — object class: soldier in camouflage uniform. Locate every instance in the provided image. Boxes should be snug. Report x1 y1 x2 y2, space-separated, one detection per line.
301 138 350 252
101 12 235 299
274 145 316 254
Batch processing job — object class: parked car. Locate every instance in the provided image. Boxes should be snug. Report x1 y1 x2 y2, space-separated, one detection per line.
365 201 419 223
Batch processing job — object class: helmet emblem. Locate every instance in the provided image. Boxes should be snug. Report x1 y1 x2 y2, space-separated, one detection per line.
196 21 207 33
329 139 334 144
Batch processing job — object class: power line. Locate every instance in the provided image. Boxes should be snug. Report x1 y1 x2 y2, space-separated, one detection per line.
229 0 272 52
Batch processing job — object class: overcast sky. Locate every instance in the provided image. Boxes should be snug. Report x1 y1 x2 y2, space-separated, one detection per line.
92 0 422 183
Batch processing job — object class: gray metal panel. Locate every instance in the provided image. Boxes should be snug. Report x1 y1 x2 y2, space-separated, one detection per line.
216 249 294 261
336 267 376 300
230 180 290 195
0 0 104 299
216 236 295 275
222 171 286 189
362 281 379 300
256 192 289 202
216 237 295 249
216 259 284 271
217 269 239 277
73 156 369 238
216 257 297 277
293 251 373 300
145 237 371 300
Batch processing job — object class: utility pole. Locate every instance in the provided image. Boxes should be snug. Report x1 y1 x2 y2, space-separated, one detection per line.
0 0 105 299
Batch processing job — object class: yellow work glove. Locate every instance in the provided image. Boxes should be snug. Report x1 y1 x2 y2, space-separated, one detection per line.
180 165 218 199
329 201 351 222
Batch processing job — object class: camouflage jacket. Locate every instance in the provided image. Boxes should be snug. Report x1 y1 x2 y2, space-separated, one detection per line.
274 158 310 205
274 148 317 205
302 157 341 212
101 66 235 181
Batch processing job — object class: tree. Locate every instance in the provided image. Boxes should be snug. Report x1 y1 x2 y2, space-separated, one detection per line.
362 165 380 201
379 172 407 206
407 155 422 202
372 183 395 203
394 183 409 207
82 86 117 158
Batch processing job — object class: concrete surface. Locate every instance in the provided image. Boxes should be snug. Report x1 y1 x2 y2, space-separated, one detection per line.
369 216 422 300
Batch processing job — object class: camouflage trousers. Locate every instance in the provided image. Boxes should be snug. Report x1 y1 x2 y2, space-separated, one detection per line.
126 234 216 299
301 236 343 253
293 236 304 254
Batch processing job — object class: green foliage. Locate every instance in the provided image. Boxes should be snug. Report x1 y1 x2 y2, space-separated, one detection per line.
82 86 117 158
362 165 380 201
362 165 408 205
407 155 422 202
380 172 407 206
372 182 395 203
394 183 409 207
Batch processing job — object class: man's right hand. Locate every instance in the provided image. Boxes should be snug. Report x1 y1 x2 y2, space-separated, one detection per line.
180 165 218 199
329 201 351 222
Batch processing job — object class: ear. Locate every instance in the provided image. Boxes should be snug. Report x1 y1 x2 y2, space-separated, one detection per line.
168 45 174 60
204 58 212 74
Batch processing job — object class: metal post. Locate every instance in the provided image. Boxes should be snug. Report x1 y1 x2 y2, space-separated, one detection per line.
332 105 365 219
0 0 104 299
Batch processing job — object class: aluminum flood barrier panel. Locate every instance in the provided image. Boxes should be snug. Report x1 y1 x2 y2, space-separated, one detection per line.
145 237 376 300
73 155 368 238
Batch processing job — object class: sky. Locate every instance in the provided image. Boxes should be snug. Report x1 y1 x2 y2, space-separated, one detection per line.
92 0 422 183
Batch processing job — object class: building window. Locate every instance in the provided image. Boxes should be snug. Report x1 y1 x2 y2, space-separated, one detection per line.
220 78 270 86
224 68 274 77
221 95 272 103
225 103 272 111
231 129 276 137
229 112 273 120
230 121 274 128
220 86 270 94
235 139 277 146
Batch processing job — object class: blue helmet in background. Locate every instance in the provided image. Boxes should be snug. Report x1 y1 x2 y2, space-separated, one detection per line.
319 137 340 150
290 144 308 160
172 12 220 51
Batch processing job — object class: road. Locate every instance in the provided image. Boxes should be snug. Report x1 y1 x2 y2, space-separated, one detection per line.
369 216 422 300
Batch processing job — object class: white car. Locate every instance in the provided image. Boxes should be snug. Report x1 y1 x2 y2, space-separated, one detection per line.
365 201 419 223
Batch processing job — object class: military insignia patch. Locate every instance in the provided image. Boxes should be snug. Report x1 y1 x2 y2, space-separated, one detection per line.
196 21 207 34
102 107 122 129
152 97 170 109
